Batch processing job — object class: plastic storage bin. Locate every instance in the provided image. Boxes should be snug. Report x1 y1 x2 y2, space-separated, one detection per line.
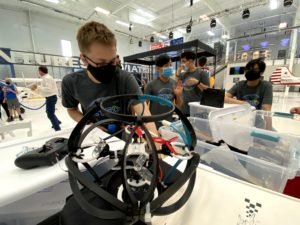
188 117 300 171
195 141 297 193
254 111 300 136
189 102 219 119
189 102 255 126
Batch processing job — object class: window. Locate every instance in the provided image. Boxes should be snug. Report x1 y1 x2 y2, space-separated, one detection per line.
61 40 72 57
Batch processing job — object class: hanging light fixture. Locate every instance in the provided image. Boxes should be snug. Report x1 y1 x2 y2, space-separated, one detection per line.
169 0 174 39
242 8 250 19
129 22 132 31
283 0 293 7
186 18 192 33
210 18 216 28
150 36 154 42
138 40 142 47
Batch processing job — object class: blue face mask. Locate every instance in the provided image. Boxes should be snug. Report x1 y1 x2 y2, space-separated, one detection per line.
162 67 173 77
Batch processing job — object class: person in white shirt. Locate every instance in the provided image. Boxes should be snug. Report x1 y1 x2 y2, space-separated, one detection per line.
31 66 61 131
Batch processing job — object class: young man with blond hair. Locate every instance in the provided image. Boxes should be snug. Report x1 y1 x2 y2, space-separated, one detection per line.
61 21 157 133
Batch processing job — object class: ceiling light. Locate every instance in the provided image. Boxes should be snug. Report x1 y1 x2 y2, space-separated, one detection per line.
207 31 215 36
222 34 229 39
95 7 110 15
210 18 216 28
186 24 192 33
116 20 131 27
279 22 288 29
283 0 293 7
129 14 151 26
45 0 59 3
169 31 174 39
269 0 278 10
280 38 290 46
260 41 269 48
136 9 155 19
186 18 193 33
158 34 168 40
150 36 155 42
242 8 250 19
199 14 209 21
242 44 250 51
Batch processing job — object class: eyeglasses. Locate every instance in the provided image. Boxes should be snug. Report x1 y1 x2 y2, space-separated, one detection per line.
84 55 116 67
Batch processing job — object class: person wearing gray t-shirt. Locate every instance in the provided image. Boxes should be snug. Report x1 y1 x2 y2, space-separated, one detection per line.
225 58 273 111
225 58 273 130
144 54 183 126
61 21 157 135
176 51 210 116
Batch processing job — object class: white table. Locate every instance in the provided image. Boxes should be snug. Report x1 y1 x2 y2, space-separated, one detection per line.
0 127 124 208
1 131 300 225
152 161 300 225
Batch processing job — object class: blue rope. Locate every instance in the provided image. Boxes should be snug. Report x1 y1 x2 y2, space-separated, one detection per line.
163 159 182 184
20 102 46 110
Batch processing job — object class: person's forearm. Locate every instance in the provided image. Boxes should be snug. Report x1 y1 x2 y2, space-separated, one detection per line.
133 102 159 137
175 94 183 107
199 82 209 92
67 107 83 123
224 96 245 105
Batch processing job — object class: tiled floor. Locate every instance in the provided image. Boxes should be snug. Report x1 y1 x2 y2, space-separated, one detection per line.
0 91 300 144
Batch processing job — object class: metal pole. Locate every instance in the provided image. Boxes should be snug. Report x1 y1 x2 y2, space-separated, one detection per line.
234 41 237 62
27 10 36 53
288 2 300 71
225 36 230 64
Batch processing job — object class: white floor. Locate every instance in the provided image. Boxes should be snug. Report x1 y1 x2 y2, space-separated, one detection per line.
0 98 76 145
0 91 300 145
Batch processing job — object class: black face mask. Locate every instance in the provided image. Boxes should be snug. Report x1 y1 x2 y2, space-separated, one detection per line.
245 70 261 81
5 82 10 85
87 64 116 84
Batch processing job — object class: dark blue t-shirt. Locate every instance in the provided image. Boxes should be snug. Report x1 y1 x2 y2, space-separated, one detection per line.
3 84 17 100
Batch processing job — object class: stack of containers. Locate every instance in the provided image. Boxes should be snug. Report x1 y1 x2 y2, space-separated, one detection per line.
158 103 300 193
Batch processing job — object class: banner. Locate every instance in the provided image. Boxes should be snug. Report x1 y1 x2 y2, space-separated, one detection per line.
150 43 165 50
0 48 84 68
123 63 152 83
170 37 184 46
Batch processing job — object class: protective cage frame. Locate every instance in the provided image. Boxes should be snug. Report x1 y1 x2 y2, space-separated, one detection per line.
66 94 200 224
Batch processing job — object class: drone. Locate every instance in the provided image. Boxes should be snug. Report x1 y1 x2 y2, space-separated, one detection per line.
63 94 199 225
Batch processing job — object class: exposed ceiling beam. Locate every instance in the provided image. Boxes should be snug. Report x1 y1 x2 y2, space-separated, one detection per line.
154 0 186 20
112 0 136 15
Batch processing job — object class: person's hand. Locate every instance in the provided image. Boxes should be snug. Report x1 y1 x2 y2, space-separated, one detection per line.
30 84 37 91
173 80 183 96
3 98 6 103
290 107 300 115
177 65 185 75
185 77 199 86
